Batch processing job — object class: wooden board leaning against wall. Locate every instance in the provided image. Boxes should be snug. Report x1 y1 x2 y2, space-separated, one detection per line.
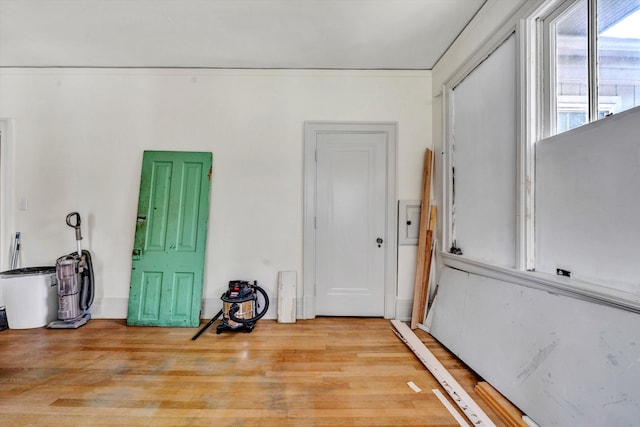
411 149 436 329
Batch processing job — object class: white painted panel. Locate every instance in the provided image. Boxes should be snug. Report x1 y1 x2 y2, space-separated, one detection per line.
536 106 640 295
452 34 517 267
430 266 640 427
432 388 471 427
277 271 296 323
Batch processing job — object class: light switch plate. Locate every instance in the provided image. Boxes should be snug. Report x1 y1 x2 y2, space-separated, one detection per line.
18 197 29 211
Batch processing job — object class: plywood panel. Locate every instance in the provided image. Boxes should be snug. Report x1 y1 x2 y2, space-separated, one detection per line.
429 266 640 427
451 34 517 267
536 107 640 295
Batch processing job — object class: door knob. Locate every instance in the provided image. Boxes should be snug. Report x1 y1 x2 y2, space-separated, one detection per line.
376 237 383 247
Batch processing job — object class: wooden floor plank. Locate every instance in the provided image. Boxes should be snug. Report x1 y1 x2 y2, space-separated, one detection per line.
0 318 505 426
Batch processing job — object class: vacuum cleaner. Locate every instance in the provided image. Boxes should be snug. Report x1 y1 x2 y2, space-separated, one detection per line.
48 212 95 329
191 280 269 340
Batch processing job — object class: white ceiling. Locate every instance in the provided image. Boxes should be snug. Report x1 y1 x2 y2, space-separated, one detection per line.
0 0 485 69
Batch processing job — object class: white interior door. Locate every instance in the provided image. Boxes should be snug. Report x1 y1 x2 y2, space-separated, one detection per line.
315 132 387 316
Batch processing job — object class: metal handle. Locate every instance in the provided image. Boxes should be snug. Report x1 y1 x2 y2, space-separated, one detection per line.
66 212 81 227
376 237 383 247
66 212 82 241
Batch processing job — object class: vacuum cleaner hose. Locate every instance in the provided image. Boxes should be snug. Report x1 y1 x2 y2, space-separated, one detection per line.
79 249 95 311
228 284 269 324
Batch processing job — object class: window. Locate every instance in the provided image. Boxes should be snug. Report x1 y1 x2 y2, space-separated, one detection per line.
549 0 640 134
528 0 640 305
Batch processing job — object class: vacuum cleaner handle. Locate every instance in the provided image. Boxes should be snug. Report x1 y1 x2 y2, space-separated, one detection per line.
66 212 83 241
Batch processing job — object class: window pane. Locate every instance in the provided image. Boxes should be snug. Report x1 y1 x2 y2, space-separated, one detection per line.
558 111 587 133
598 0 640 116
555 0 588 133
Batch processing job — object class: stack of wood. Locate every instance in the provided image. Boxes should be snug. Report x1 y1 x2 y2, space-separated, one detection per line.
410 148 437 329
392 320 533 427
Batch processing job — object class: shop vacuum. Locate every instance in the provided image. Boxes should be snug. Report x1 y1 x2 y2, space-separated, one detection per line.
191 280 269 341
48 212 95 329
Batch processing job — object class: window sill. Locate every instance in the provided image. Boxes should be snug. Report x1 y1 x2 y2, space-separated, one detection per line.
440 252 640 313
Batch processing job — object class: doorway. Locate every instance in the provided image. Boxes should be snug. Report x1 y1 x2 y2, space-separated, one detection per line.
303 122 397 319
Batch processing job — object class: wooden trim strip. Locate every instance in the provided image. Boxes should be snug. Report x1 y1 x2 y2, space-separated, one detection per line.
475 382 527 427
432 388 471 427
391 319 496 427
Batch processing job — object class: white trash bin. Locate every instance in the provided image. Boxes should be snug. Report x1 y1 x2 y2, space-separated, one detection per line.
0 266 57 329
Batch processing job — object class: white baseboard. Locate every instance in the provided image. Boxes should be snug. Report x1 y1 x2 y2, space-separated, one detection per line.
90 296 315 321
90 297 128 319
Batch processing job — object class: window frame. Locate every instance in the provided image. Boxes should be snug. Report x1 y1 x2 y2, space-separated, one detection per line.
542 0 584 137
543 0 640 135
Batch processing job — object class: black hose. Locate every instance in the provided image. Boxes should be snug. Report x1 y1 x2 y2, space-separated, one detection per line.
191 309 223 341
79 250 94 311
228 284 269 324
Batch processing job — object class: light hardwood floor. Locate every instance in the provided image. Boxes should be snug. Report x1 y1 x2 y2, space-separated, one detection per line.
0 318 505 426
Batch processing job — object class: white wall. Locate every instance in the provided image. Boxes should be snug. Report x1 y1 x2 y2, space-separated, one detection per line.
0 68 431 319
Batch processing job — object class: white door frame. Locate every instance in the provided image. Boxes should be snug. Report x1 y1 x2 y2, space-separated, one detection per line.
0 119 15 271
303 122 397 319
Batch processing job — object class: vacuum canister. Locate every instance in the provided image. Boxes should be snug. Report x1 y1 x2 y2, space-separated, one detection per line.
56 256 82 320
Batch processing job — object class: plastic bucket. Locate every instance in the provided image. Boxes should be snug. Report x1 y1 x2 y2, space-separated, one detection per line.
0 266 56 329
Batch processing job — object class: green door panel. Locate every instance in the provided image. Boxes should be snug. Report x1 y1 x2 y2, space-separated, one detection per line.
139 272 163 320
147 162 172 251
176 162 203 251
127 151 212 327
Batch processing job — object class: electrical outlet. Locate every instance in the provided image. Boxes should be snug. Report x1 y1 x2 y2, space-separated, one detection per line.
556 268 571 278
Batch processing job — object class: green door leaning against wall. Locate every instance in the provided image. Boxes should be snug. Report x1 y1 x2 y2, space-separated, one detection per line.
127 151 212 327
